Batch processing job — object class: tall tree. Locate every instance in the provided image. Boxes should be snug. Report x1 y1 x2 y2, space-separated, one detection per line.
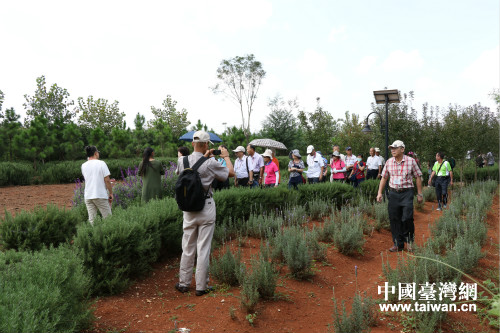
14 116 55 170
76 96 125 134
23 76 75 126
261 95 302 150
61 123 84 160
149 95 190 140
333 111 372 157
211 54 266 142
297 98 338 154
0 107 22 161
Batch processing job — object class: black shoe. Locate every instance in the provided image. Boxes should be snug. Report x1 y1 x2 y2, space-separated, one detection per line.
195 286 214 296
175 283 189 293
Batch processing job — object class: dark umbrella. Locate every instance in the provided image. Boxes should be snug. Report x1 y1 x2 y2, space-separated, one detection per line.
178 130 223 143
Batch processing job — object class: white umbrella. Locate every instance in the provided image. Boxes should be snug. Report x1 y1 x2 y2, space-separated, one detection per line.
249 138 287 150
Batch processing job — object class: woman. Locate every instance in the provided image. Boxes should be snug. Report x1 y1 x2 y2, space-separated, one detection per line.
178 146 190 157
262 149 279 188
288 149 305 190
330 151 346 182
348 153 366 188
138 147 163 203
212 145 230 191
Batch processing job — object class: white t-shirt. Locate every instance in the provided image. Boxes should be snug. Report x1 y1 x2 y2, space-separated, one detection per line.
234 156 250 179
366 155 382 170
345 155 357 167
306 153 325 178
82 160 111 199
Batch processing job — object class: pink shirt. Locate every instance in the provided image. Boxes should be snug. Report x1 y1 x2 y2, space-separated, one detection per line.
264 161 279 185
330 159 346 180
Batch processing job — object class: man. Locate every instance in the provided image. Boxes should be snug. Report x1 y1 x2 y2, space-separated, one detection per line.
175 131 235 296
306 145 325 183
377 140 423 252
428 152 453 211
81 146 113 225
366 147 382 180
233 146 251 187
344 147 357 182
375 147 385 166
246 144 264 188
486 152 495 167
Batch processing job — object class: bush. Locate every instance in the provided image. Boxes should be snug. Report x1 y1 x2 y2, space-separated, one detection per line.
330 291 376 333
210 247 242 287
306 227 327 261
0 161 34 186
282 227 312 279
307 198 332 220
297 182 356 208
0 205 84 251
422 186 436 202
373 201 390 231
0 246 93 333
358 179 380 201
317 216 336 243
333 216 365 255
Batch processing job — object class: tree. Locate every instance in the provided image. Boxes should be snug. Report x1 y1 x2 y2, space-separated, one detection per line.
76 96 125 134
23 76 75 126
149 95 190 140
220 126 247 151
130 113 148 156
0 107 22 161
211 54 266 142
191 119 208 132
14 116 55 170
107 125 132 159
150 119 176 157
0 89 4 116
61 123 84 160
333 111 371 157
297 98 338 154
261 95 302 150
89 128 107 157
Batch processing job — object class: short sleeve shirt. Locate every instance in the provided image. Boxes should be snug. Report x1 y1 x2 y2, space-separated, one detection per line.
366 155 382 170
176 152 229 195
432 161 452 177
381 155 423 189
82 160 111 199
248 152 264 173
345 155 357 167
306 153 325 178
234 156 250 179
288 160 305 178
264 161 279 185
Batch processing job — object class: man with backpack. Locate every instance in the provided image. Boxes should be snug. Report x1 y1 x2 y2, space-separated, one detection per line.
428 152 453 211
174 131 235 296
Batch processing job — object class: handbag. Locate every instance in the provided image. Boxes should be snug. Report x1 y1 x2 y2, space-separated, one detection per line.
430 161 445 187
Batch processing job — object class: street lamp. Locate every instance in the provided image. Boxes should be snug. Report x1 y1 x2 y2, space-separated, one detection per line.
362 89 400 163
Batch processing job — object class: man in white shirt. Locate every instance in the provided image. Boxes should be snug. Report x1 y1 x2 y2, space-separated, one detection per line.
344 146 357 173
366 147 382 180
81 146 113 225
246 144 264 188
233 146 251 187
306 145 324 183
375 148 385 166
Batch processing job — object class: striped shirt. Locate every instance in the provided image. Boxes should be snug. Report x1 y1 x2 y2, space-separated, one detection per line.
381 155 422 189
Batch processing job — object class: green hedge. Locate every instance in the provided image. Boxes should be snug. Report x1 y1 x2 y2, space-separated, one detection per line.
0 246 93 333
0 162 35 186
0 205 86 251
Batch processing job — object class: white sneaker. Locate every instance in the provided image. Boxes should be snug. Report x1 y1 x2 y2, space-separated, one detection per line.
436 207 442 211
443 204 447 209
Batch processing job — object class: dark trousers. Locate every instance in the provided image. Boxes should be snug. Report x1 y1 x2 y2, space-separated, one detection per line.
435 176 449 207
366 169 378 180
388 189 415 248
308 177 320 184
288 176 302 190
351 177 365 188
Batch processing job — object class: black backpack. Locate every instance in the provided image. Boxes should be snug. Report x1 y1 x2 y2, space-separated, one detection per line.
449 157 456 170
175 156 209 212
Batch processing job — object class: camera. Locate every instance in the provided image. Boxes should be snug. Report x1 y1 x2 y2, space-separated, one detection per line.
212 149 222 155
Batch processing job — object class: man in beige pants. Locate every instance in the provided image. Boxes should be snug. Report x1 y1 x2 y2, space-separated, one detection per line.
175 131 235 296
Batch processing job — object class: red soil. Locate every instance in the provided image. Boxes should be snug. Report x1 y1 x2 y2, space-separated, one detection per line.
1 184 497 333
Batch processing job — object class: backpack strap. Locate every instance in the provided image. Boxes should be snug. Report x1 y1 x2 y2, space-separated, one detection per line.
191 156 208 171
183 156 190 169
245 157 249 174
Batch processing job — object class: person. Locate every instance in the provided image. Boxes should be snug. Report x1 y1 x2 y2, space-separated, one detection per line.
375 147 385 168
262 149 279 188
349 153 366 188
270 148 281 184
138 147 162 203
306 145 325 183
81 146 113 225
330 151 346 182
366 147 382 180
476 153 485 168
233 146 251 187
377 140 423 253
407 151 421 170
344 146 357 176
288 149 305 189
178 146 190 157
330 145 346 181
212 145 230 191
428 152 453 211
487 152 495 167
174 131 235 296
317 151 329 182
247 144 264 188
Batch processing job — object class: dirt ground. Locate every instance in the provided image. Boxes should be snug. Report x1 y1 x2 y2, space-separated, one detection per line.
1 184 498 333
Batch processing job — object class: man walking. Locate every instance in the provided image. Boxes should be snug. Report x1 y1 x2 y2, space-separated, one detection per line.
175 131 235 296
247 144 264 188
233 146 251 187
81 146 113 225
428 152 453 211
306 145 325 183
377 140 423 252
366 147 382 180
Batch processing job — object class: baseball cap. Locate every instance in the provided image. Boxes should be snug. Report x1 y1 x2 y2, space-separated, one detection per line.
374 147 380 152
192 131 213 144
346 146 352 151
306 145 314 154
388 140 405 149
233 146 245 153
332 151 340 157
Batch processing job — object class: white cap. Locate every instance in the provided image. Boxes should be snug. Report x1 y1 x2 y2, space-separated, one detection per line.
388 140 405 149
192 130 213 144
233 146 245 153
374 147 380 152
332 151 340 157
262 149 273 158
306 145 315 154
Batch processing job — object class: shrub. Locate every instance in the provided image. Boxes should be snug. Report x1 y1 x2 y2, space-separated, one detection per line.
317 216 336 243
0 246 93 333
373 201 390 231
282 227 312 279
0 205 84 251
297 182 355 208
330 291 376 333
240 272 260 313
307 198 332 220
250 255 278 299
358 179 380 201
333 216 365 255
422 186 436 202
245 213 284 239
306 227 327 261
281 204 308 226
0 161 34 186
210 247 242 286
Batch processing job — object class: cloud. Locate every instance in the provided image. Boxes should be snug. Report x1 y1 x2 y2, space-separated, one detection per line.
328 26 346 42
461 45 499 89
356 56 377 74
381 50 424 71
297 49 329 74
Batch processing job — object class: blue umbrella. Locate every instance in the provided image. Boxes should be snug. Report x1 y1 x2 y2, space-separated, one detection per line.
178 130 223 143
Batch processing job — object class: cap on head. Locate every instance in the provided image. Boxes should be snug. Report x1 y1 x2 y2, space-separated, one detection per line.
332 151 340 157
291 149 301 158
233 146 245 153
374 147 380 152
262 149 273 158
192 131 213 145
346 146 352 151
306 145 315 154
388 140 405 149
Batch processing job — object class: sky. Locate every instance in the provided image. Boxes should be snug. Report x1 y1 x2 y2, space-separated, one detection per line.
1 0 498 135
